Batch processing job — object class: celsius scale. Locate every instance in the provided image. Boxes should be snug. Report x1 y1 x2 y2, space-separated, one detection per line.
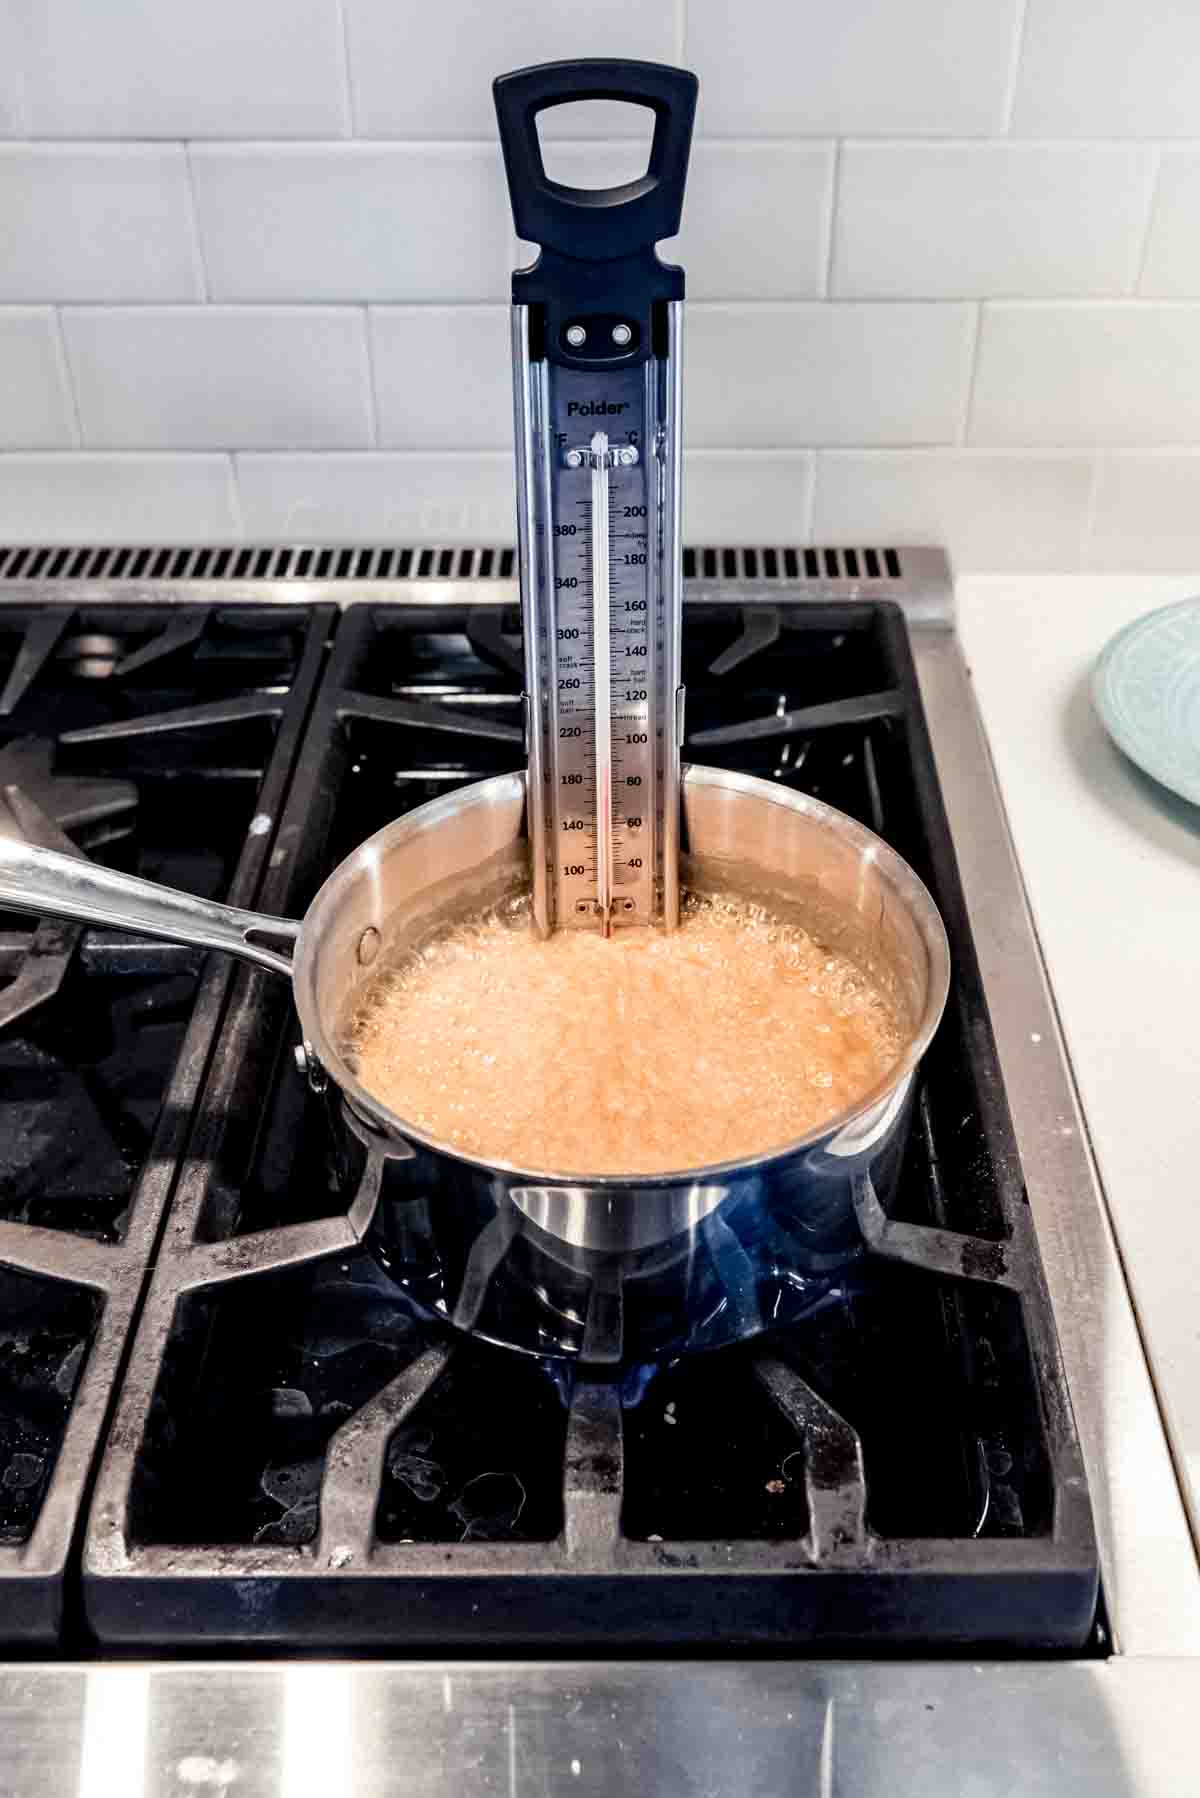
494 59 698 936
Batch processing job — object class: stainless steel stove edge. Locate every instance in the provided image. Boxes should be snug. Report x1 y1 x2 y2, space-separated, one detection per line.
910 627 1200 1659
2 1657 1197 1797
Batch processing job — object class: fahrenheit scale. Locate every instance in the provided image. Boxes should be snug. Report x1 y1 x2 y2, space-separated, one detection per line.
495 58 697 935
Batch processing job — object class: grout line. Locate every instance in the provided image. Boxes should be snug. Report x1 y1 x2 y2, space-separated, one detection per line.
27 296 1186 314
1000 0 1031 135
0 449 264 461
820 142 841 298
225 453 246 539
338 300 508 312
332 0 356 138
820 138 841 296
1129 146 1163 294
8 442 1196 466
195 444 1200 460
17 298 511 311
13 132 1196 149
3 130 1186 155
26 298 1086 316
361 307 381 448
181 144 210 302
686 296 1013 313
1078 453 1104 568
958 302 984 445
802 451 818 538
21 294 1200 315
232 448 510 462
49 307 83 448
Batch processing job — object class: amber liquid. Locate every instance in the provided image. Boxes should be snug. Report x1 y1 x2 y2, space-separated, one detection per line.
344 893 905 1177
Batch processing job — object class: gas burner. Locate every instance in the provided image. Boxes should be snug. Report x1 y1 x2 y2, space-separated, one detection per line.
365 1154 860 1368
0 609 214 716
57 632 122 680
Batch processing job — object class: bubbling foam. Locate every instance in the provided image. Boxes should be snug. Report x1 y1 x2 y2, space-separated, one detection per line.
343 892 906 1176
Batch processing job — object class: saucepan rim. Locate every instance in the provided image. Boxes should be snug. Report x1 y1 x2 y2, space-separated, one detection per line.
291 763 952 1189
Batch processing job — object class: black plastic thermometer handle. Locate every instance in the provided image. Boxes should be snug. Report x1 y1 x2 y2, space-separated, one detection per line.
494 59 698 367
493 58 697 263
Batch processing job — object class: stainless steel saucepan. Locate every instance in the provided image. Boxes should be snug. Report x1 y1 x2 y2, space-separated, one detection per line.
0 764 950 1365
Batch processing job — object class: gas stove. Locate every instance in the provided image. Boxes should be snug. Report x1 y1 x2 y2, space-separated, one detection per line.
0 542 1110 1662
4 540 1199 1792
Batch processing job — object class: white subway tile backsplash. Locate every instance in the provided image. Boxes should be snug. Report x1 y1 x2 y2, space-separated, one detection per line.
683 453 813 542
1140 157 1200 298
0 0 1197 568
1086 454 1200 570
686 0 1020 136
344 0 675 138
191 145 512 304
13 0 347 138
62 308 372 450
675 144 833 300
370 308 511 449
686 304 974 448
0 147 200 303
236 452 515 541
1013 0 1200 138
0 454 239 541
0 311 77 448
833 144 1155 300
970 304 1200 447
813 450 1093 570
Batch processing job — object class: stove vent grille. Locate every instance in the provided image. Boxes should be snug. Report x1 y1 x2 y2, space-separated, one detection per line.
0 542 952 616
0 543 913 585
0 543 521 584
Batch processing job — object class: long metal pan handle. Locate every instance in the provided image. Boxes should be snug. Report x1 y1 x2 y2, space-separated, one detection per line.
0 837 300 977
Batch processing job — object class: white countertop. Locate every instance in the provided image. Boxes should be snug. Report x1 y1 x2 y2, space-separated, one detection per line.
959 575 1200 1555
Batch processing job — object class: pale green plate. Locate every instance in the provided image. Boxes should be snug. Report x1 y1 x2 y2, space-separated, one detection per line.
1092 596 1200 807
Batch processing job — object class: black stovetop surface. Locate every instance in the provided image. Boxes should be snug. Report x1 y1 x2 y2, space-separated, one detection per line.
0 593 1099 1652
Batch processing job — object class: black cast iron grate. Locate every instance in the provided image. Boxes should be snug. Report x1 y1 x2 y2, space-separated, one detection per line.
83 594 1098 1651
0 601 333 1642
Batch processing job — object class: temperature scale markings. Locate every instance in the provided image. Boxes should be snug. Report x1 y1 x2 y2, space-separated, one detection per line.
543 372 657 927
